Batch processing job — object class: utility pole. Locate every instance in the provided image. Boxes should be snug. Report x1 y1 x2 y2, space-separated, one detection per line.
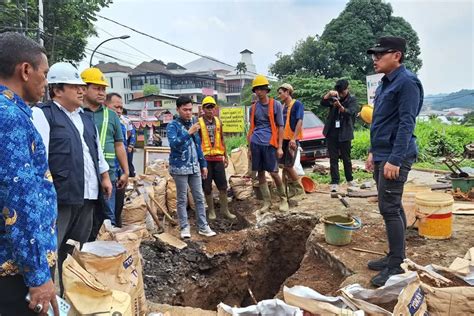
38 0 44 45
24 0 28 34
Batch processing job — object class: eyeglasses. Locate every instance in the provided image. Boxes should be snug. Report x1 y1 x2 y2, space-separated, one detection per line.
371 50 397 61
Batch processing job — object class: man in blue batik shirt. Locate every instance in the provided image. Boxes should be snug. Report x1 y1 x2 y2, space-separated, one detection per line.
365 36 424 288
0 32 60 316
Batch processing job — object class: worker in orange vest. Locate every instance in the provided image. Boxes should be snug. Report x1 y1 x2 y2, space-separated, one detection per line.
247 75 289 212
277 83 305 200
198 96 236 220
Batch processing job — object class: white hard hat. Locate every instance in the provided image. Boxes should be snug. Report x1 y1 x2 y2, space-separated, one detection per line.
47 62 85 85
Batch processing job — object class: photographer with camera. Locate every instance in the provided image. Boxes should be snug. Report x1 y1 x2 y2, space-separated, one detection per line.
320 79 359 192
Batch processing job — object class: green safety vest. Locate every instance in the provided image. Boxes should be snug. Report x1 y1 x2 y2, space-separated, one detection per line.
99 108 116 160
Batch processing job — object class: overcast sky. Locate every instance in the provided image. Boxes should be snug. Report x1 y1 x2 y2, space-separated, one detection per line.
81 0 474 95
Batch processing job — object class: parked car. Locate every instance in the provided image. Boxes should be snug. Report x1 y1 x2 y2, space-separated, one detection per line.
300 111 327 162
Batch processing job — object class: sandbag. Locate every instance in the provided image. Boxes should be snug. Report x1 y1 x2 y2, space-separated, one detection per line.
229 175 253 200
96 223 148 315
421 282 474 314
230 146 249 175
166 176 177 213
153 176 168 215
71 240 145 315
145 159 169 177
122 192 148 227
62 254 132 316
393 278 428 315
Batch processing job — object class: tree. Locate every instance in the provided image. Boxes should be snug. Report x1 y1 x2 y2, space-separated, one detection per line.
0 0 112 63
235 61 247 105
270 0 422 81
143 83 160 96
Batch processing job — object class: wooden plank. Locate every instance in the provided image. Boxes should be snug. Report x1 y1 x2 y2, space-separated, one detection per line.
154 233 187 250
348 190 378 198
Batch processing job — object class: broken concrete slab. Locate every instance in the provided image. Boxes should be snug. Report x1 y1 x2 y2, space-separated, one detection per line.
154 233 187 250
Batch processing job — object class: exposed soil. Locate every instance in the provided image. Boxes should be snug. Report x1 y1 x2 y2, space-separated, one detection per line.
418 270 471 288
142 213 320 310
140 174 474 313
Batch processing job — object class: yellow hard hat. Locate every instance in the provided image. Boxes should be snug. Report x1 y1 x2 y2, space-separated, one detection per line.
80 67 109 86
360 104 374 124
252 74 270 92
202 96 217 107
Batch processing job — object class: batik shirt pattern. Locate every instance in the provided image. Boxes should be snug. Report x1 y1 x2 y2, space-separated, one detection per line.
0 85 58 287
167 119 207 175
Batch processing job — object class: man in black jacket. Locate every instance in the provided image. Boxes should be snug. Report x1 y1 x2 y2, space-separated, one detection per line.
41 62 112 293
320 79 359 192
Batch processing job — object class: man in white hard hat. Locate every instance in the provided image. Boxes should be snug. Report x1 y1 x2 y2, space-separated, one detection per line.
40 62 112 293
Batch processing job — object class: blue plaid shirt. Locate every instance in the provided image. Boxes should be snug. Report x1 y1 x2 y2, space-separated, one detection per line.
0 85 58 287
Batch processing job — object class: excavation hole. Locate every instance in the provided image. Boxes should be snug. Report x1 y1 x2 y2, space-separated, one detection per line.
142 214 345 310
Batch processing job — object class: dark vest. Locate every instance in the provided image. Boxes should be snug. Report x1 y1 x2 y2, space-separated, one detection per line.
40 101 100 205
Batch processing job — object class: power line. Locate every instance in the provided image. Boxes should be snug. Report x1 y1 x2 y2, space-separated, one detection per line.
96 14 264 77
96 26 155 60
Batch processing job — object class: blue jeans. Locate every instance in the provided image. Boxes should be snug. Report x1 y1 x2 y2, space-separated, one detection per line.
172 172 208 230
104 180 117 225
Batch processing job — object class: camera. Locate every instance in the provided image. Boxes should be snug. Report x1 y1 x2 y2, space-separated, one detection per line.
330 96 339 102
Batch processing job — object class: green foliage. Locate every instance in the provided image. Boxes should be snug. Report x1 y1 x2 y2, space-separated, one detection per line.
309 168 373 184
351 128 371 159
351 120 474 164
270 0 422 81
224 134 247 153
430 89 474 110
0 0 112 63
143 83 159 96
462 111 474 126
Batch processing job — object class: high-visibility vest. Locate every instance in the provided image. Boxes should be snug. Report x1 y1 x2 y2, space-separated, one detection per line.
247 98 279 148
283 100 303 140
99 107 116 160
198 116 225 156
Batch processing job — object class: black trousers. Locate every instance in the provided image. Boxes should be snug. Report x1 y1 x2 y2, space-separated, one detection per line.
0 267 55 316
128 150 136 177
374 157 414 267
0 275 37 315
115 187 126 228
57 200 96 294
327 137 353 184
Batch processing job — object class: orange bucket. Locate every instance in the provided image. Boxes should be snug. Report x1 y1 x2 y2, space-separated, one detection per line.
300 176 316 193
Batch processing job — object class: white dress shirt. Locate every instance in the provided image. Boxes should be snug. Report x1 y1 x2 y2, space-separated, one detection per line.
31 106 50 158
54 102 109 200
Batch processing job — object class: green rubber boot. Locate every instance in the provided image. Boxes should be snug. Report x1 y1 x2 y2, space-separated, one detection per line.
219 191 236 219
205 194 216 220
257 183 272 213
277 184 290 212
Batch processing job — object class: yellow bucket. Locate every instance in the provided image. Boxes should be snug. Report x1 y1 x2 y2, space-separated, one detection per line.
402 185 431 228
415 192 454 239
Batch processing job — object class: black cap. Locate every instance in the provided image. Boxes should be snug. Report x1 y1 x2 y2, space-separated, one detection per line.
367 36 406 54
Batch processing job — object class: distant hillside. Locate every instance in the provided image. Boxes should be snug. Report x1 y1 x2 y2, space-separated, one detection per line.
426 89 474 110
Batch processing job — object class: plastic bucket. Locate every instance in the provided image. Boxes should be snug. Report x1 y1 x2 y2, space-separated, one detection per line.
320 215 362 246
449 176 474 193
300 176 316 193
402 185 431 228
415 192 454 239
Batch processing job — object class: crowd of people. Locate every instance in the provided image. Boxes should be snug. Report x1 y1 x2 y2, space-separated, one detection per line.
0 30 422 315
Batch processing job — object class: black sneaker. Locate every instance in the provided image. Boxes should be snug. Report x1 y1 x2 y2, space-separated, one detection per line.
367 256 389 271
371 266 404 287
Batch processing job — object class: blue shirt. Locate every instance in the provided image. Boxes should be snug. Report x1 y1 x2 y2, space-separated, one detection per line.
283 99 304 132
250 99 284 145
167 118 207 175
0 86 58 287
370 65 424 166
115 121 127 178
